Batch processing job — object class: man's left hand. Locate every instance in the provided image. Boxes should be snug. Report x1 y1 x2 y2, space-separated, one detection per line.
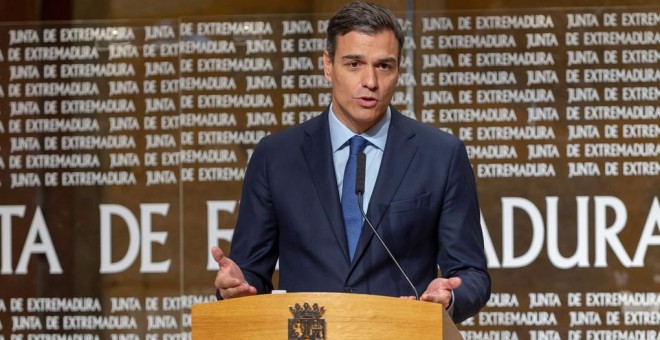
419 277 461 308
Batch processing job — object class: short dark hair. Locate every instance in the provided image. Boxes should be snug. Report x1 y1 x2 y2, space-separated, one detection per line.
325 1 404 64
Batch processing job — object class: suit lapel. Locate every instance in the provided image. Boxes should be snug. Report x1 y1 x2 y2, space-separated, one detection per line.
350 109 418 267
301 110 352 264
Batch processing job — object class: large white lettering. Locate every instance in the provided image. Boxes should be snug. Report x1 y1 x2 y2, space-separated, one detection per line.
206 201 236 270
501 198 545 268
594 196 632 267
0 206 61 274
632 197 660 265
99 204 170 273
483 196 658 268
15 207 62 274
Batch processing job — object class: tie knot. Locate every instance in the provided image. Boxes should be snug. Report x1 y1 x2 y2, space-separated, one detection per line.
348 135 368 155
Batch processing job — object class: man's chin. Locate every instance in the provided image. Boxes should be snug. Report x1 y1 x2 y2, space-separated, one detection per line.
351 111 385 129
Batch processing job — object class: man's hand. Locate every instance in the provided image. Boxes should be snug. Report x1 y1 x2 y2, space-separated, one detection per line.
419 277 461 308
211 246 257 299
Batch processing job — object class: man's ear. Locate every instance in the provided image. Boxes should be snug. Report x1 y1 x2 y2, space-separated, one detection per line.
323 50 333 82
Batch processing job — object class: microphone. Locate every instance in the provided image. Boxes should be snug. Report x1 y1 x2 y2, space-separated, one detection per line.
355 153 419 300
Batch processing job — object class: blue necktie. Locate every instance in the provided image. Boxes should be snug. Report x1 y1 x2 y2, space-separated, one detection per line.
341 136 368 261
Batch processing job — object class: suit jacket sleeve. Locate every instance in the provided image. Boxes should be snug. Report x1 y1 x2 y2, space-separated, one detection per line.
228 136 279 294
438 139 491 323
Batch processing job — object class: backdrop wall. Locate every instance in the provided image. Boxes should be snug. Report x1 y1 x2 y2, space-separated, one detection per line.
0 1 659 339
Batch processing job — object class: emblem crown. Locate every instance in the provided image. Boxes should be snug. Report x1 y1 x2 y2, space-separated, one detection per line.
289 302 325 318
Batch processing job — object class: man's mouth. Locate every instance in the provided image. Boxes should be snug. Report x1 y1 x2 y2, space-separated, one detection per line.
357 96 378 107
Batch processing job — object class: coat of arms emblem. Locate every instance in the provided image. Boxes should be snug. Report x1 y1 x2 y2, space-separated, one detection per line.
288 302 326 339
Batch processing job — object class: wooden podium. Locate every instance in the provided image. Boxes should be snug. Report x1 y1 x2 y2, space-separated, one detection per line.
192 293 463 339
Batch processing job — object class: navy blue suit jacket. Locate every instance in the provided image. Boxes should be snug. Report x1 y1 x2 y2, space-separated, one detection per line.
230 107 490 323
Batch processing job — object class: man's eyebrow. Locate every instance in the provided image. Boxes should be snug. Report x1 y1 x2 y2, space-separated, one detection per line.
340 54 398 64
340 54 366 61
377 56 398 64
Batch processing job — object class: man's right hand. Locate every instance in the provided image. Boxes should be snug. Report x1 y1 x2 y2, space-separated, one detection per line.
211 246 257 299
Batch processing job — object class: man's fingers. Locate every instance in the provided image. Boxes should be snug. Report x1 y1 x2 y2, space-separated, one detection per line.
447 277 462 290
211 245 254 300
215 274 242 290
211 246 229 267
418 277 463 306
420 291 451 305
220 282 257 299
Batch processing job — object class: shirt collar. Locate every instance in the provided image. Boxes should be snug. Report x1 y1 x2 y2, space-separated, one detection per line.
328 103 390 152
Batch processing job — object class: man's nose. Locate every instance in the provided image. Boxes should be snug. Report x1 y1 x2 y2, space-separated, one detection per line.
362 67 378 89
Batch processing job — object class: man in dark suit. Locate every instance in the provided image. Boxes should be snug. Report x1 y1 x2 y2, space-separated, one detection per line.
211 1 490 323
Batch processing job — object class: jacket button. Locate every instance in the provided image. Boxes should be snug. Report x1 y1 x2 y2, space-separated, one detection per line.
344 287 354 293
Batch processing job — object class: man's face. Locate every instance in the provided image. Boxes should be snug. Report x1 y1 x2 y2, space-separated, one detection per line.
323 30 400 133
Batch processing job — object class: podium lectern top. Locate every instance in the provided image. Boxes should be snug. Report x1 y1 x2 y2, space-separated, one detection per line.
192 293 463 339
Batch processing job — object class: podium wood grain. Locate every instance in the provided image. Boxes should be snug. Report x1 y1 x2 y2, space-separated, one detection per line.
192 293 463 339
